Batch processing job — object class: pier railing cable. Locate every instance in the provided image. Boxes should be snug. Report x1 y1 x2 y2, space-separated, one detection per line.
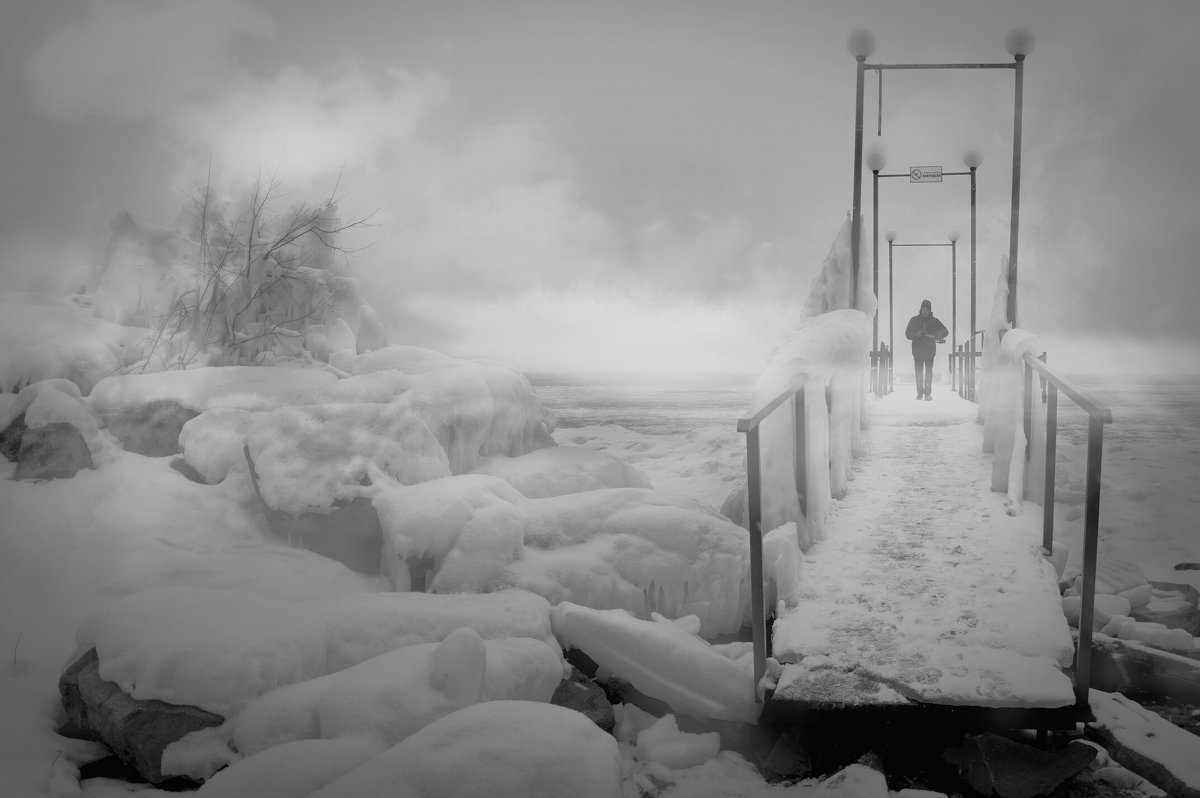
1022 350 1113 707
736 373 813 698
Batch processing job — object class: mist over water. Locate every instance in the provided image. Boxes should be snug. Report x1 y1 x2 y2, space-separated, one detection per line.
1058 374 1200 449
531 372 1200 450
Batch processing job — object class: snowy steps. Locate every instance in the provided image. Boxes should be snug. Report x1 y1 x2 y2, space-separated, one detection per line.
766 390 1082 726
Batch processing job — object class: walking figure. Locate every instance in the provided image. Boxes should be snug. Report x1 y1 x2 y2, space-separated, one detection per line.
905 299 948 401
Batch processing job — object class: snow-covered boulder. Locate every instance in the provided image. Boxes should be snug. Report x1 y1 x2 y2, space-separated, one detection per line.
230 630 562 755
59 648 224 787
550 602 760 724
374 476 755 636
73 586 556 717
307 701 624 798
245 403 451 516
398 361 556 473
178 409 261 484
165 628 566 783
1 380 114 478
0 293 144 394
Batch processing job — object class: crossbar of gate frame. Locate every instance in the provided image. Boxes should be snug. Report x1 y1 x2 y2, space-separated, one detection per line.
1021 351 1112 707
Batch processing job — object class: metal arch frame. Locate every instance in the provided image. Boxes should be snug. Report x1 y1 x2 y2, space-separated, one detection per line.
850 53 1025 327
871 167 977 387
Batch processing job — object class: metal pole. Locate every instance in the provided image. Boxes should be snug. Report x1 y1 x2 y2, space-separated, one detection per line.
951 239 957 366
970 166 977 354
951 239 957 392
1075 415 1105 706
872 170 880 357
746 427 766 697
888 240 894 391
1007 54 1025 326
851 55 866 310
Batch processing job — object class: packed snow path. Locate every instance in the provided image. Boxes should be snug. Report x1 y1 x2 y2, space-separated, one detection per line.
770 389 1078 709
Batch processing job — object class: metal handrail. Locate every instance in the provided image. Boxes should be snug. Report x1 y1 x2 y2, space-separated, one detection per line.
736 373 810 698
1021 350 1113 707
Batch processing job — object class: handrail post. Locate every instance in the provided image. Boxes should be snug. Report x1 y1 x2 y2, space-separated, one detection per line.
1023 359 1033 461
1042 382 1058 554
1075 416 1105 706
746 426 767 700
794 389 807 517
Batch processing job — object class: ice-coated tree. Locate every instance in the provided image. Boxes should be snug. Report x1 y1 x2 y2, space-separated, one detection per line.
98 175 388 371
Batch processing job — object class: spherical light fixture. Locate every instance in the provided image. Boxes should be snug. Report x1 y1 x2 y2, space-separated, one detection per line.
866 149 886 172
885 231 896 243
963 150 983 169
847 29 876 58
1005 29 1034 57
949 231 960 243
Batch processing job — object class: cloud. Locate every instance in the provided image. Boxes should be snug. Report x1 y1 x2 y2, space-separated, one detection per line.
23 0 272 122
397 288 791 374
22 3 797 372
170 64 448 189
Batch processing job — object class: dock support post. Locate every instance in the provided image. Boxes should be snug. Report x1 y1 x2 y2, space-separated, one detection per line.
746 427 767 701
1042 383 1058 554
1075 416 1105 706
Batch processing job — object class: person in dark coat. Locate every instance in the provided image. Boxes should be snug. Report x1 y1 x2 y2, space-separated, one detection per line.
905 299 949 400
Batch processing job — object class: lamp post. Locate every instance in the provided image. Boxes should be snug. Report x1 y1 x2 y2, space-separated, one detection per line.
886 230 896 391
1005 31 1033 327
949 231 959 391
964 150 981 356
849 31 1032 327
848 30 876 311
867 148 885 359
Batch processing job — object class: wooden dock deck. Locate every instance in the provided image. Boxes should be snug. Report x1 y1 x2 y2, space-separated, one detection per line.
765 390 1082 728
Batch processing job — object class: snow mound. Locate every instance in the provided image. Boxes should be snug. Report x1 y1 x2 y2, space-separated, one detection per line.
75 586 555 716
178 408 262 483
308 700 624 798
226 630 563 758
245 402 451 514
0 293 144 394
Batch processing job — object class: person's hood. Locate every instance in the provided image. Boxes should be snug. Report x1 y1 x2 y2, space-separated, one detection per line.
920 299 932 312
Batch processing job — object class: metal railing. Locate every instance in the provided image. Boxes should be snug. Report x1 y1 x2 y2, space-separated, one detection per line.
870 344 893 397
736 374 814 697
950 341 981 402
1022 351 1113 707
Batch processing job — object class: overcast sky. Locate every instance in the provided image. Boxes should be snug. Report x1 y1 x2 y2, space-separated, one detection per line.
3 0 1198 374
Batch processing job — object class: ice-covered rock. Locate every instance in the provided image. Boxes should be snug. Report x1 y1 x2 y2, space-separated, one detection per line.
0 293 142 394
550 602 760 724
308 701 624 798
74 586 555 716
245 403 450 516
375 477 756 636
178 408 261 484
397 360 556 473
59 648 224 786
634 714 720 769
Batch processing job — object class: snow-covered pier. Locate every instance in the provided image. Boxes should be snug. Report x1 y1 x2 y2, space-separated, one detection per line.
765 389 1079 727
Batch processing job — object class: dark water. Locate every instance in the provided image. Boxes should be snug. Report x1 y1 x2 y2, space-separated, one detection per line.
526 372 754 435
527 371 1200 450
